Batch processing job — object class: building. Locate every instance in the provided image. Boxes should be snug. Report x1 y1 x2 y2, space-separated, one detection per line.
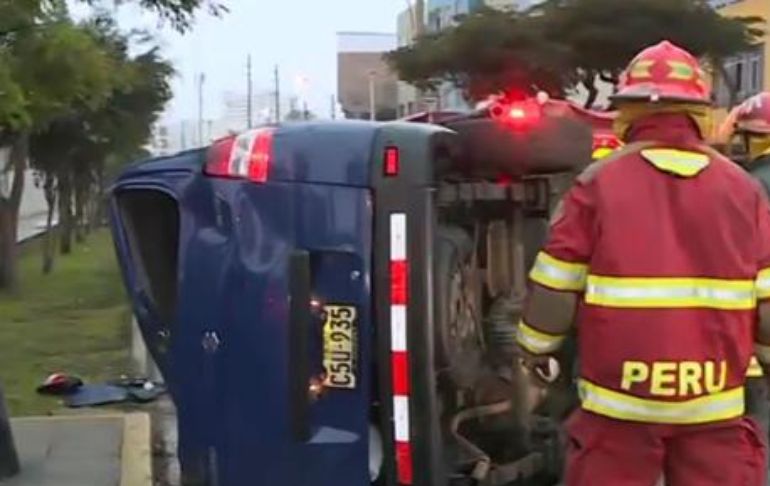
336 32 399 120
421 0 528 112
396 7 423 116
710 0 770 108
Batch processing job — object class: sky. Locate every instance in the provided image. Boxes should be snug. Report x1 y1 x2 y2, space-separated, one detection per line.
96 0 404 124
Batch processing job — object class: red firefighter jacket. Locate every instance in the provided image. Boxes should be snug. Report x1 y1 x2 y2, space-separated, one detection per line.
519 113 770 425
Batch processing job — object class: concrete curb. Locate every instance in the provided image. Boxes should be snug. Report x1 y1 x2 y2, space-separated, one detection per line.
121 413 153 486
12 413 152 486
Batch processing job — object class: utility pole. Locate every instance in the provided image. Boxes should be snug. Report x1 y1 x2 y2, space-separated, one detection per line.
197 73 205 146
273 65 281 124
368 70 376 121
247 55 253 129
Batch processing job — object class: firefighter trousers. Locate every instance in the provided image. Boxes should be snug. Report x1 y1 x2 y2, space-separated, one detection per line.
564 409 767 486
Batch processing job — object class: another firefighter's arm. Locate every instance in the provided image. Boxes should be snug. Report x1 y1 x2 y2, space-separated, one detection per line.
516 181 594 358
755 192 770 383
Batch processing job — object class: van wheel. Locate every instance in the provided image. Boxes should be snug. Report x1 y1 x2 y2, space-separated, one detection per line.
434 226 484 389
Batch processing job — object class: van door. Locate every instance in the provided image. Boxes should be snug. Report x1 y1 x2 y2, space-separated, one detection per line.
180 178 373 486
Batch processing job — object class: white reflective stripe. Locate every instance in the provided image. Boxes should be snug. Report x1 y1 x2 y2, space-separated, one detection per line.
390 213 407 260
585 276 756 309
391 305 407 352
579 379 744 424
755 344 770 365
529 252 587 291
393 395 410 442
516 321 565 355
757 268 770 299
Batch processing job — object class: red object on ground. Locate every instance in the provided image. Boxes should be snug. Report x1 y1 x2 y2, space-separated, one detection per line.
565 410 767 485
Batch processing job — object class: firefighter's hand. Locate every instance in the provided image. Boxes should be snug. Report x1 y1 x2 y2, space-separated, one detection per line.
516 346 561 387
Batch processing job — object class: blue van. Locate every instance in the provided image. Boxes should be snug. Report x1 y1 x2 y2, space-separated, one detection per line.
108 111 590 486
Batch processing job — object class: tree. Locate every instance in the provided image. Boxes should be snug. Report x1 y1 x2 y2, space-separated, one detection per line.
0 4 117 290
30 18 173 271
82 0 227 32
387 7 574 102
386 0 762 108
533 0 763 107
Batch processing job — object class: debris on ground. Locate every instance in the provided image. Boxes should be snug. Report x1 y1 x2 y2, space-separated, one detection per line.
35 373 166 407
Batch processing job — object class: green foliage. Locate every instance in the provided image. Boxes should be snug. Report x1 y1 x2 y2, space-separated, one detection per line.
388 7 574 100
83 0 227 32
387 0 763 103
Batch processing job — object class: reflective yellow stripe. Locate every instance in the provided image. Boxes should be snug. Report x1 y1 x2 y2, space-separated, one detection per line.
529 252 587 291
585 275 756 310
578 379 744 424
755 343 770 365
640 149 710 177
516 320 566 355
630 60 654 79
592 147 614 160
757 268 770 299
747 356 764 377
667 60 695 81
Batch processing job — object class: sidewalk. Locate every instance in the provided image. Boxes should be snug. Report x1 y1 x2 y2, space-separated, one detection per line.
1 413 151 486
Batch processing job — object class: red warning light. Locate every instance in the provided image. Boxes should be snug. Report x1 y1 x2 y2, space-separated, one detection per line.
491 99 540 129
509 107 527 119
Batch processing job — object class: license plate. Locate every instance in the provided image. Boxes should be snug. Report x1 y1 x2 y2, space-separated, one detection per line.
323 305 357 389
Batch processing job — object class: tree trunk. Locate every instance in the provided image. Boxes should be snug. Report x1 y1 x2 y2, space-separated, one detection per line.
93 167 106 228
74 176 87 243
41 174 56 275
0 135 28 292
57 169 73 255
581 70 599 109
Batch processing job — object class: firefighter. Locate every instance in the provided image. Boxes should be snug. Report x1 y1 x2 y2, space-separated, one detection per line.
516 40 770 485
730 92 770 193
720 92 770 448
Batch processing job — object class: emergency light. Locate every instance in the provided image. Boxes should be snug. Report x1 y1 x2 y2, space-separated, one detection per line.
204 128 274 182
489 98 541 129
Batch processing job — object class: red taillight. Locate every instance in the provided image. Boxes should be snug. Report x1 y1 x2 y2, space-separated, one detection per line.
205 137 236 177
384 146 400 176
204 128 274 183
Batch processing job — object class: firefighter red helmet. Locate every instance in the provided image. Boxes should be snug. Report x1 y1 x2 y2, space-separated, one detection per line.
735 92 770 134
613 41 710 105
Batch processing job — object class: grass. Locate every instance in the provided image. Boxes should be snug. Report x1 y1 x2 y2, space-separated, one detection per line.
0 229 131 416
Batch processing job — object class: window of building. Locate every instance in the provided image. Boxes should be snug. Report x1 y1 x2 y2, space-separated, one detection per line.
715 46 765 107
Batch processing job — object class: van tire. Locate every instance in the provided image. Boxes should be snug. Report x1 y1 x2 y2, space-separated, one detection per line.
434 226 484 389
